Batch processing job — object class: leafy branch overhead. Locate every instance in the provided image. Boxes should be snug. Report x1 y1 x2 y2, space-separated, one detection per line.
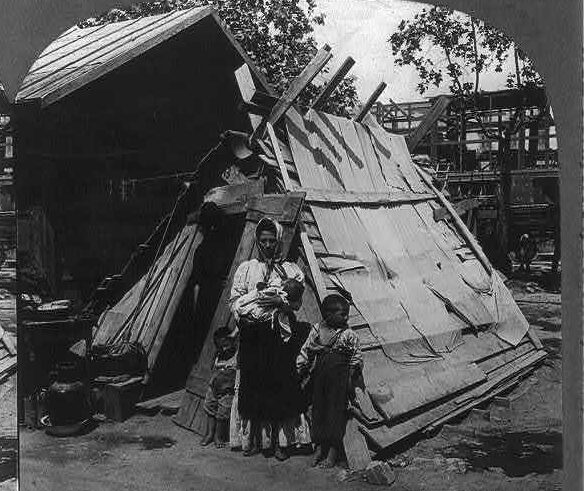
79 0 359 117
389 6 544 98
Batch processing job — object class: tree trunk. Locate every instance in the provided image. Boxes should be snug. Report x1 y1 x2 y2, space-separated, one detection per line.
496 130 513 273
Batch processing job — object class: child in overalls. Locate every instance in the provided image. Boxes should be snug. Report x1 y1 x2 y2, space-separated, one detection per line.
297 293 362 468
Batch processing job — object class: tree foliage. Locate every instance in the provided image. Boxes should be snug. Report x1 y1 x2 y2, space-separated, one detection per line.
389 6 547 144
389 6 544 98
79 0 359 117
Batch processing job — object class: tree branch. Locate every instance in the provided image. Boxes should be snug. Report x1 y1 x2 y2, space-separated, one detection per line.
470 17 480 95
513 45 522 88
444 46 464 94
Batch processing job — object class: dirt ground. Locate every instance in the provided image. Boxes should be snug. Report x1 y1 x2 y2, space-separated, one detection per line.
0 374 17 491
18 270 562 491
0 290 17 491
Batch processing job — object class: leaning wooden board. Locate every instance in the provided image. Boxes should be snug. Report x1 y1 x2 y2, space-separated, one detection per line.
136 389 184 413
361 349 546 451
367 361 487 422
344 418 372 470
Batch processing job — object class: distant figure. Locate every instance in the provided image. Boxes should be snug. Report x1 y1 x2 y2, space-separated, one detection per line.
516 233 537 272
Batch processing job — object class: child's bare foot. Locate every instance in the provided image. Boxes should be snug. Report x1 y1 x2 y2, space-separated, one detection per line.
274 446 289 461
243 443 260 456
201 417 216 446
311 445 325 467
214 425 227 449
320 446 338 468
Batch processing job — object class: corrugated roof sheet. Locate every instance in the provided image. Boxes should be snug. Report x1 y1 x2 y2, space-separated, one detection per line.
16 7 213 106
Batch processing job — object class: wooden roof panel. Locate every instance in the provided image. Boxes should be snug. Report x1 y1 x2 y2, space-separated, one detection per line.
16 7 213 105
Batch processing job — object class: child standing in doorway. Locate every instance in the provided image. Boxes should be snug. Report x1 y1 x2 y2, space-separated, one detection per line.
201 327 238 448
297 293 362 468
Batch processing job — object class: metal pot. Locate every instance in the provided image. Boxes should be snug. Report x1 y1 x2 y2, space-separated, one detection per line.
46 362 90 427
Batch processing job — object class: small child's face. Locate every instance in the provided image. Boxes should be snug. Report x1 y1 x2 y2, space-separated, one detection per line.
282 281 304 311
288 298 302 311
285 291 303 311
324 304 349 329
216 337 233 353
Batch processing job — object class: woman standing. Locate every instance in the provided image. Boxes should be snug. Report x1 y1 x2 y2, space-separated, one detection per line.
229 217 311 460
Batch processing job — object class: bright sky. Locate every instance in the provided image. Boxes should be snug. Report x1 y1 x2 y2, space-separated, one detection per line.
312 0 514 103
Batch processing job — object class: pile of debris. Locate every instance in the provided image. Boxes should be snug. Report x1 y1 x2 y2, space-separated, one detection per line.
0 323 16 385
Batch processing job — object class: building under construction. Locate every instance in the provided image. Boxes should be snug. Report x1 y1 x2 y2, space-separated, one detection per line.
372 88 560 272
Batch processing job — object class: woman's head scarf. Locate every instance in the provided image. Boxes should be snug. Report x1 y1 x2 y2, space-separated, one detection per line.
255 217 287 283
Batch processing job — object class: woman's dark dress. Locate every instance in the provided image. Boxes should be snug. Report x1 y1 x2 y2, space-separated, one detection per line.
238 316 310 421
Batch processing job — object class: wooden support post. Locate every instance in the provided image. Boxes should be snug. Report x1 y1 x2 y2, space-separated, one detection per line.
518 108 526 169
430 119 438 163
250 44 332 143
266 122 293 191
309 56 355 111
300 224 327 302
527 328 544 350
355 82 387 122
499 131 512 273
343 418 372 471
407 95 451 152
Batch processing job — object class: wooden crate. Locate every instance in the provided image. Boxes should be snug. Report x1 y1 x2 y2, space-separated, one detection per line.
103 376 144 422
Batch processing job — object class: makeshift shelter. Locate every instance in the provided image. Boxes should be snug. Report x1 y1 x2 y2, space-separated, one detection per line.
88 30 546 468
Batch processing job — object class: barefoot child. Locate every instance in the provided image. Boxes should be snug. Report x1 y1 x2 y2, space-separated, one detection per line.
296 294 362 468
201 327 238 448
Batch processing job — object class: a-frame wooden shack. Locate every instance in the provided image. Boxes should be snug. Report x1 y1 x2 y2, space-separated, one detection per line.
88 21 546 467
